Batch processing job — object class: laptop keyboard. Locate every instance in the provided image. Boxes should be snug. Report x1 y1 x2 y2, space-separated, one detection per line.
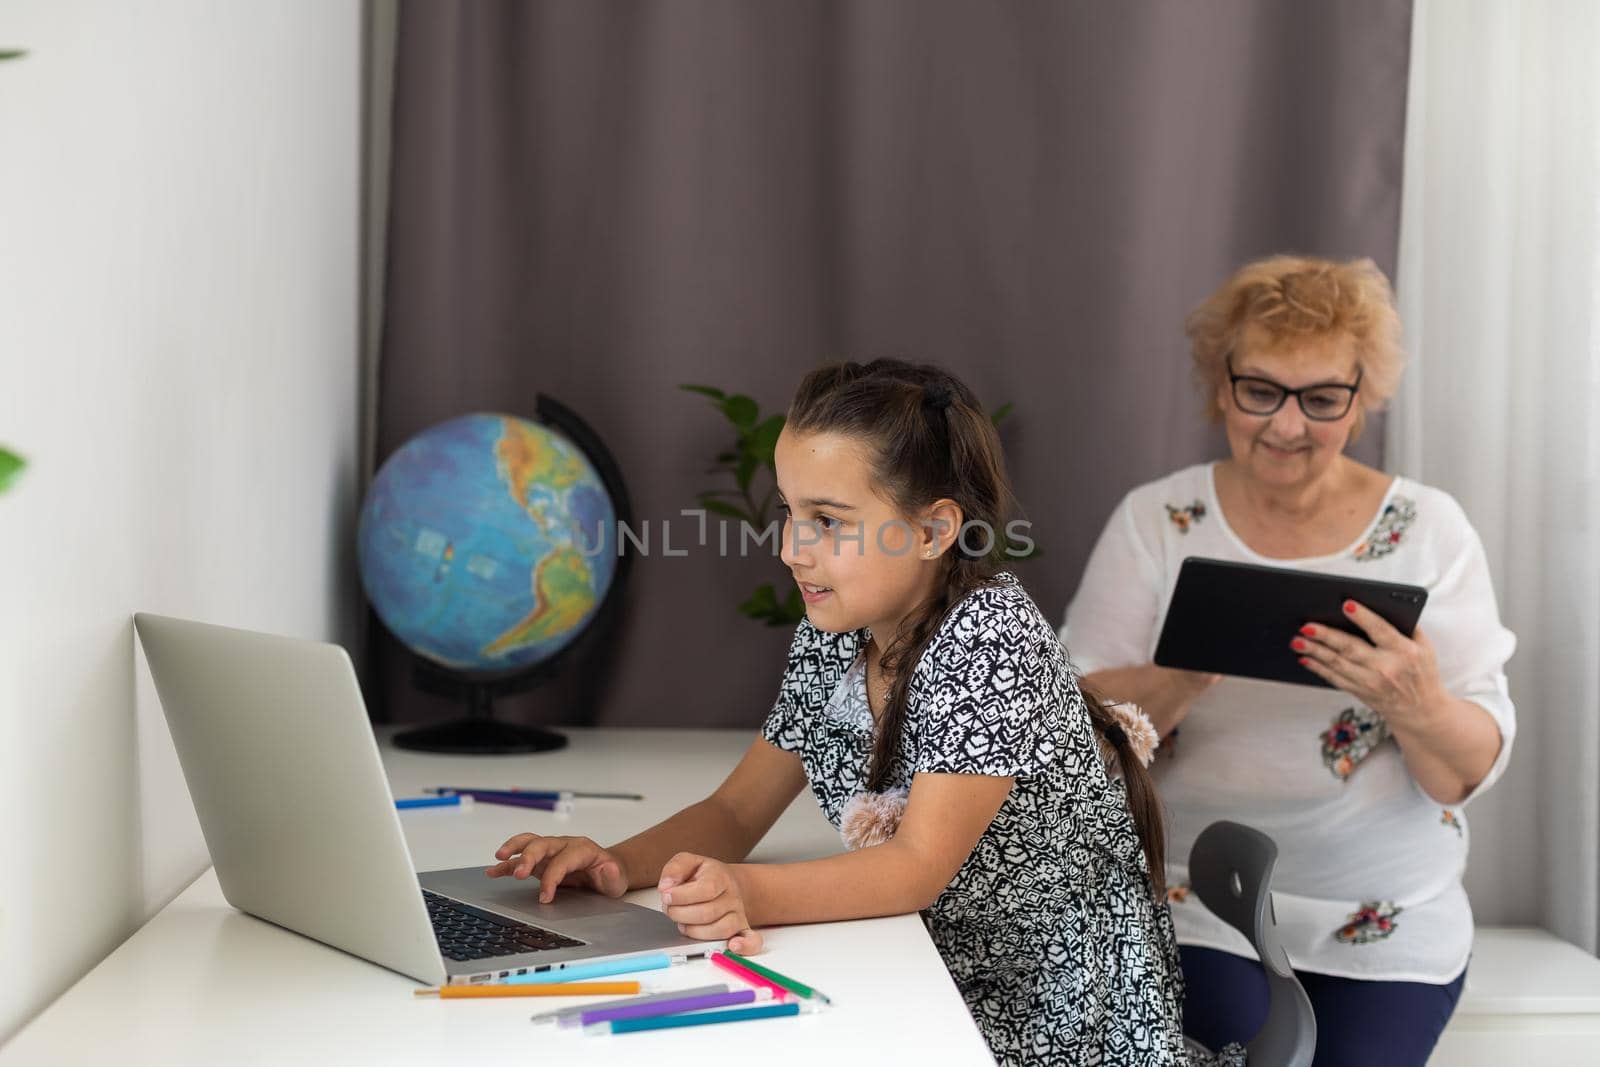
423 890 584 962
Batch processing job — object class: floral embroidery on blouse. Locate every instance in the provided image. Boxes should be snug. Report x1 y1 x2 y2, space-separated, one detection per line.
1351 497 1418 562
1321 706 1392 780
1165 501 1207 533
1440 809 1463 837
1334 901 1403 944
1166 883 1192 905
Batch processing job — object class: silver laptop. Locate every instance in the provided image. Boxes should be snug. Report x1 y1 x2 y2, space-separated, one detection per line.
133 612 722 986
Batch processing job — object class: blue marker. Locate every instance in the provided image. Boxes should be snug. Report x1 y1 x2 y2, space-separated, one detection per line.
395 794 471 810
504 952 675 985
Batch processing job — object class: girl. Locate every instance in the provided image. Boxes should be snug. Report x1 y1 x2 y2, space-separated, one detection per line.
486 360 1198 1064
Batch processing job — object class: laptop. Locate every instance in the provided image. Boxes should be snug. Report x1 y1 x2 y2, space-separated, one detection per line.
133 612 722 986
1152 557 1429 687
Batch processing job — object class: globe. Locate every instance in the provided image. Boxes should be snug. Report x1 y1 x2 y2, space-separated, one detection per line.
357 412 618 677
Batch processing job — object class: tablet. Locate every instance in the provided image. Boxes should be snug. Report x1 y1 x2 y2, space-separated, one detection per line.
1152 557 1429 688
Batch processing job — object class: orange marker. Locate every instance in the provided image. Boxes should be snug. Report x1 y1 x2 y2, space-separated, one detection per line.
414 980 642 999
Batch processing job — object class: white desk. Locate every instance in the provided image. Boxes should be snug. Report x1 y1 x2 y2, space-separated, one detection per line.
2 728 995 1066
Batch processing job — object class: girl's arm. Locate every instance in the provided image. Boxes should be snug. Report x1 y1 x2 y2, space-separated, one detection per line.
724 772 1014 925
605 737 809 890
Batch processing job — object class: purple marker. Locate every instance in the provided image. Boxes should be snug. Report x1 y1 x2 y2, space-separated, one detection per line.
579 988 772 1028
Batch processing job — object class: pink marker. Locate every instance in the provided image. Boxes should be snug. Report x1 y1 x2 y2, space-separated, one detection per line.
708 951 790 1000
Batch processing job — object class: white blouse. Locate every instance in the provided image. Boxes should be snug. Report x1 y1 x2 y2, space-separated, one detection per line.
1061 463 1517 983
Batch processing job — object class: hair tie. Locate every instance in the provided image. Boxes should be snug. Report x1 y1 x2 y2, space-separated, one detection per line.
922 384 954 412
1101 703 1160 770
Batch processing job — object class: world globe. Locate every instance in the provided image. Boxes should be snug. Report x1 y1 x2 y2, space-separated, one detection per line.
357 412 618 677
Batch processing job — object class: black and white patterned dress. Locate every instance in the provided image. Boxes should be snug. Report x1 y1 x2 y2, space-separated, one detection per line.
762 573 1208 1065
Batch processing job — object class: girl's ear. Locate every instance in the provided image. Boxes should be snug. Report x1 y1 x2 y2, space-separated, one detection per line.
919 499 965 560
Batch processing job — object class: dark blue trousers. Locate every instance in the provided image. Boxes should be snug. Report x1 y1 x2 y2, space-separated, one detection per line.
1181 946 1467 1067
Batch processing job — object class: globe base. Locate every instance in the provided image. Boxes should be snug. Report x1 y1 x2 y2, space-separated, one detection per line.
392 717 568 755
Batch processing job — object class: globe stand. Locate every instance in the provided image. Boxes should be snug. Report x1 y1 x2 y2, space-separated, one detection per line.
392 659 569 755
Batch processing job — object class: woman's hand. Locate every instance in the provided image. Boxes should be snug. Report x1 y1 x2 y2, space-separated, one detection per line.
486 834 631 903
1292 599 1448 727
657 852 764 954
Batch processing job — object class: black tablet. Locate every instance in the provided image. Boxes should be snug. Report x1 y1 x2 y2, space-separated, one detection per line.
1152 557 1429 687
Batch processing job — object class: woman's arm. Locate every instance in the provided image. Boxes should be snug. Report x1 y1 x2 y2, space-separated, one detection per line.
606 736 809 889
1385 692 1502 805
1082 664 1220 738
1296 606 1502 804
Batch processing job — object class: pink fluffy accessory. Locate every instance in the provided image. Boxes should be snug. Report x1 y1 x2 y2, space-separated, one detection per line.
1100 702 1159 771
839 787 909 850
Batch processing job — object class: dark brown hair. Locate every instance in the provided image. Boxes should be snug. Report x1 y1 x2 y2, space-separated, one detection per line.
785 359 1166 895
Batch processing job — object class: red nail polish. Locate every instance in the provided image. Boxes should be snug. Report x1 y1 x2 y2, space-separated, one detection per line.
1298 656 1311 666
1300 625 1317 637
1291 638 1307 652
1343 600 1356 614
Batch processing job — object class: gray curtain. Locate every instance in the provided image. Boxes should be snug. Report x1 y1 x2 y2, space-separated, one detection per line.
373 0 1412 728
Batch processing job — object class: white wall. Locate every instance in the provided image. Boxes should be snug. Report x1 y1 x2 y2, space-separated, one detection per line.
0 1 362 1041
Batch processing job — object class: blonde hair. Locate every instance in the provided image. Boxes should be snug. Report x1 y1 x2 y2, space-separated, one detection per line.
1185 255 1406 438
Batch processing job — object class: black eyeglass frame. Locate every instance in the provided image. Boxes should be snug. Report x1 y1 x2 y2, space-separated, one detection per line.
1225 357 1363 421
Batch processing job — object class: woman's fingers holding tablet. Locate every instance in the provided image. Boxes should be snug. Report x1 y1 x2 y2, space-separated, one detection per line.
1337 599 1408 649
1295 608 1445 722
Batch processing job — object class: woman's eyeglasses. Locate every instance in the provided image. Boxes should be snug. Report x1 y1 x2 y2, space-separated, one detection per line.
1226 358 1362 421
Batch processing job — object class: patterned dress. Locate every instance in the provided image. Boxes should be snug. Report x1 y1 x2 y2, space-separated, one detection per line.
762 573 1218 1065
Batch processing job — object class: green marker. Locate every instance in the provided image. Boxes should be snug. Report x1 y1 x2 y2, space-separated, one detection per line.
722 951 833 1005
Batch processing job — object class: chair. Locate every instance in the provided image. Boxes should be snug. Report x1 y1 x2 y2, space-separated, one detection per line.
1184 820 1317 1067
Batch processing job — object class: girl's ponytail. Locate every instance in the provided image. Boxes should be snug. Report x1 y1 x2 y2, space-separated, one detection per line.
1079 681 1167 898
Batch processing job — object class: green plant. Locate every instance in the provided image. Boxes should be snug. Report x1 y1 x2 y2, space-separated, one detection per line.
680 385 802 626
682 384 1040 624
0 447 25 494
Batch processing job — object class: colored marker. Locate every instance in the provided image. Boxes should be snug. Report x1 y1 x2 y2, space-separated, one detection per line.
578 987 772 1027
413 980 641 998
588 1001 817 1035
396 795 472 810
722 950 833 1004
531 984 731 1026
427 787 644 801
709 951 790 1000
450 791 572 813
503 952 675 985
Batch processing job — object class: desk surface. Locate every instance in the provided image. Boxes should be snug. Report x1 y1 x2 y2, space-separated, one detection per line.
2 728 994 1065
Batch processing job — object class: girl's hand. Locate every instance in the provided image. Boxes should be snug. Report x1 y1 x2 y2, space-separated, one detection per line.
1293 600 1448 728
658 852 764 954
486 834 630 903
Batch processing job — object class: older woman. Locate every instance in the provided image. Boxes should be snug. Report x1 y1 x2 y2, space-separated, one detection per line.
1062 256 1515 1066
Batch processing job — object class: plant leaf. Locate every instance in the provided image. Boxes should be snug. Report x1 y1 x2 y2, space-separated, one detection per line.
699 498 752 523
0 51 29 62
750 414 785 468
734 451 758 494
0 447 26 493
721 394 759 430
680 384 726 400
990 402 1014 427
738 583 780 618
